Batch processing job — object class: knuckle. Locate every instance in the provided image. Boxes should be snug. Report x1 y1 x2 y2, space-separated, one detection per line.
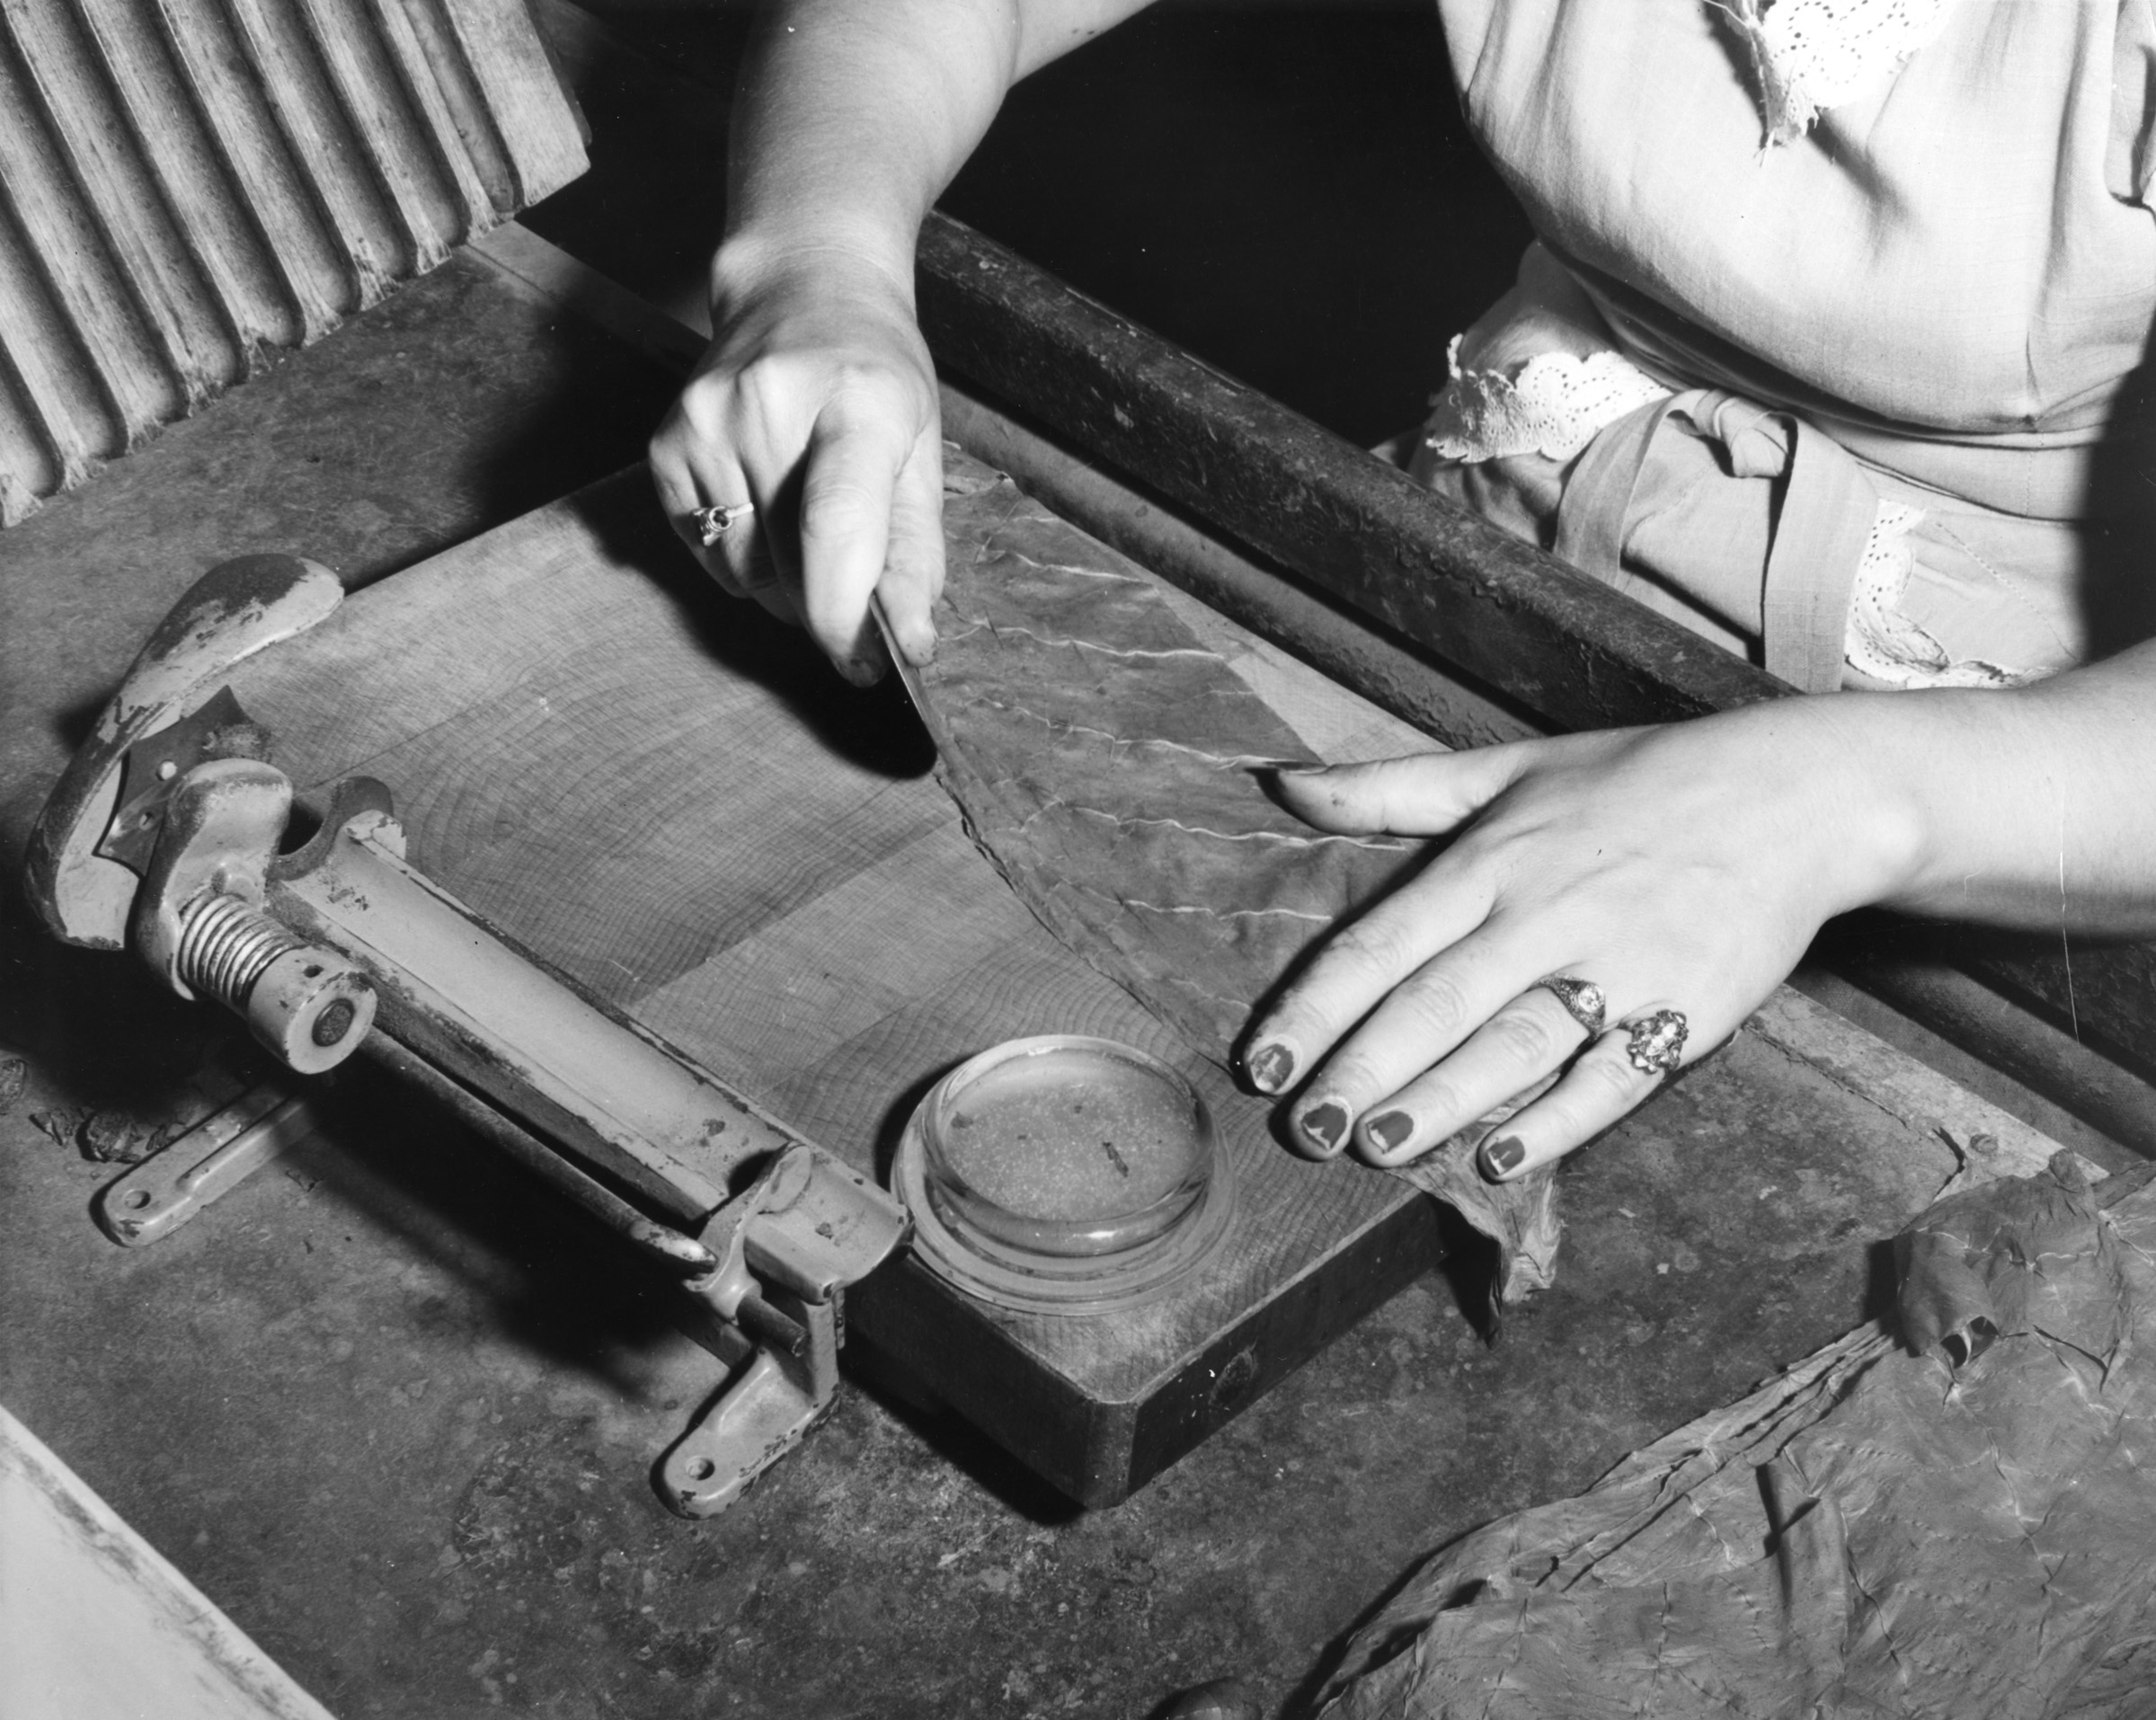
1581 1049 1648 1105
799 480 882 543
646 412 685 467
1318 1053 1385 1104
1483 1004 1562 1068
884 517 945 579
1403 1073 1468 1126
1395 967 1475 1042
816 359 923 434
1326 923 1413 991
731 359 810 430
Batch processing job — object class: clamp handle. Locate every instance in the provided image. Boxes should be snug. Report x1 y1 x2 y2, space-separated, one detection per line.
657 1146 910 1516
24 555 342 950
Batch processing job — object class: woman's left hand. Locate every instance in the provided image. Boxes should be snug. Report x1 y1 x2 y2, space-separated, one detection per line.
1239 703 1917 1181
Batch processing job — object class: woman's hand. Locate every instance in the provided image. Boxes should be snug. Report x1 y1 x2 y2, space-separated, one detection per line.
1239 705 1920 1182
649 243 945 685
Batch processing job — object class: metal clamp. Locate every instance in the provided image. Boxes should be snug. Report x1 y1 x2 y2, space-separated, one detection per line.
27 554 911 1520
658 1146 909 1516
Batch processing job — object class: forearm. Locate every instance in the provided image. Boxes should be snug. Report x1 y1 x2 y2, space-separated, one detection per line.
1746 640 2156 935
721 0 1149 290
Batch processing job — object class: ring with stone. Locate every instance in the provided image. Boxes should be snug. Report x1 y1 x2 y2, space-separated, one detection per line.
1623 1008 1689 1077
691 501 755 546
1529 974 1607 1038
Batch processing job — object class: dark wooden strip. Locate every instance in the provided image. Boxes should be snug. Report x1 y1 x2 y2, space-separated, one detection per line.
916 213 1788 735
1815 928 2156 1158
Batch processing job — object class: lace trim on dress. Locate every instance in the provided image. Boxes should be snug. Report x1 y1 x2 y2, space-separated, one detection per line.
1724 0 1951 146
1423 334 1672 464
1843 499 2025 687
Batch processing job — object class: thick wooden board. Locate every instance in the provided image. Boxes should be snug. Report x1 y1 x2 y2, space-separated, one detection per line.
218 467 1440 1503
0 0 585 524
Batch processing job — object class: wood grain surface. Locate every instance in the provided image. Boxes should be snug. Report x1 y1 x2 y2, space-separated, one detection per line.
215 466 1442 1499
0 0 584 523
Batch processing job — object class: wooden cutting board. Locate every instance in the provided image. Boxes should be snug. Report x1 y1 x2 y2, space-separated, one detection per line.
217 465 1446 1504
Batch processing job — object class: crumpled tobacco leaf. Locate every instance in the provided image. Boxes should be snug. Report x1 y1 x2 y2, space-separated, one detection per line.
1318 1151 2156 1717
915 452 1560 1302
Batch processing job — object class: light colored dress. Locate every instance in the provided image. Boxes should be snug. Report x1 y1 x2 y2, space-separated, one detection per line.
1416 0 2156 691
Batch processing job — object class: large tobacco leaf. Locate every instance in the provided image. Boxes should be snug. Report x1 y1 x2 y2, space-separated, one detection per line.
912 453 1560 1302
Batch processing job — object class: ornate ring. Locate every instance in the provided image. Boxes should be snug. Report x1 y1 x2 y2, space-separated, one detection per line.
691 501 755 546
1623 1008 1689 1077
1529 974 1606 1038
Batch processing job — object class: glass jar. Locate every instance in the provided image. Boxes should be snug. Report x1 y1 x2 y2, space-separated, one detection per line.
893 1035 1235 1315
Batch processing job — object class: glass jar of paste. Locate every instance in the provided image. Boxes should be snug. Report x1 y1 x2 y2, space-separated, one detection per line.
892 1035 1235 1315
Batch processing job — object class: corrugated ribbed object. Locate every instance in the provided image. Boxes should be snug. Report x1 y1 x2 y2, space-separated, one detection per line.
0 0 586 523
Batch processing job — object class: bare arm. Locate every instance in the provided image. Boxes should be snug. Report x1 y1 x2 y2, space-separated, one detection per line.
723 0 1135 281
1242 643 2156 1183
1871 641 2156 932
649 0 1153 679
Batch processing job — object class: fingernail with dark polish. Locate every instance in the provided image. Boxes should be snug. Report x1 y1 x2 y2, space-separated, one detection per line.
1299 1099 1350 1156
1245 1039 1297 1094
1481 1135 1525 1179
1365 1110 1415 1154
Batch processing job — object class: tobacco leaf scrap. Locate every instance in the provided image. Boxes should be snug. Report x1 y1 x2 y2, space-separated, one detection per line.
915 454 1559 1301
1319 1152 2156 1717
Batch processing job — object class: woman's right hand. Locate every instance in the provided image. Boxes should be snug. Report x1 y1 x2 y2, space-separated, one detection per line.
648 240 946 685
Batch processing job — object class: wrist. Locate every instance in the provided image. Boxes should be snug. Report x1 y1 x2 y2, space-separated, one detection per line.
1720 695 1934 920
1797 690 1997 918
712 223 918 320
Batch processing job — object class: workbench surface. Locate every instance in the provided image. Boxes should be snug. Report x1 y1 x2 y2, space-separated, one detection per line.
0 238 2081 1719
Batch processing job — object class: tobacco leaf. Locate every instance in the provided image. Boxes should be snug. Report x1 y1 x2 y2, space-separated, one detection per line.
914 453 1559 1303
1318 1151 2156 1717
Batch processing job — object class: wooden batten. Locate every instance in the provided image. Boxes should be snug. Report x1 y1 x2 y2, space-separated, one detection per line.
0 0 586 526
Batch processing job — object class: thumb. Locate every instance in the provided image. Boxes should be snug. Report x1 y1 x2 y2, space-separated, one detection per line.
797 405 907 676
877 430 945 666
1270 743 1538 836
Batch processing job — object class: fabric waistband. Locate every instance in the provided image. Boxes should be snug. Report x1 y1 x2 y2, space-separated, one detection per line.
1563 251 2147 526
1553 392 1878 693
